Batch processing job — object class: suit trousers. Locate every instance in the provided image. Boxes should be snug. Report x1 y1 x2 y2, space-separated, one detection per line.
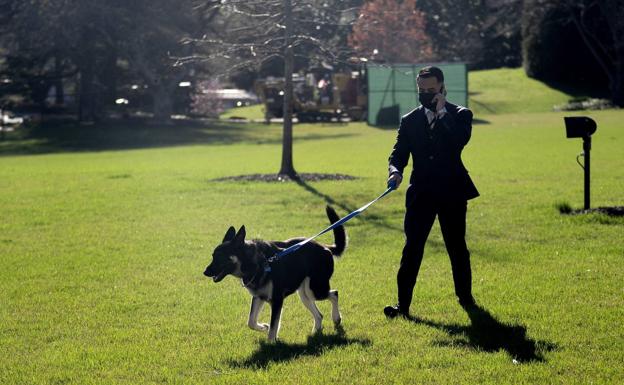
397 192 472 309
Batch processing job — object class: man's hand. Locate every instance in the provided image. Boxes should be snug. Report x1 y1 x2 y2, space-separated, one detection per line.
432 92 446 114
387 172 402 190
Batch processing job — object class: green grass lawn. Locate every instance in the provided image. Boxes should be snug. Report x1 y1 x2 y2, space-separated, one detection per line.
1 109 623 384
467 68 584 116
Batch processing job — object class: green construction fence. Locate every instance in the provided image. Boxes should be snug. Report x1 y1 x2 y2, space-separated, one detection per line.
367 63 468 126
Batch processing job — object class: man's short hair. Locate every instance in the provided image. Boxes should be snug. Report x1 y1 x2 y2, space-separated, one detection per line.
417 66 444 83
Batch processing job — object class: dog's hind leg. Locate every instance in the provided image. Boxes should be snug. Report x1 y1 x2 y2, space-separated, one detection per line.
247 296 269 332
328 290 342 326
308 274 341 327
298 278 323 333
268 296 284 342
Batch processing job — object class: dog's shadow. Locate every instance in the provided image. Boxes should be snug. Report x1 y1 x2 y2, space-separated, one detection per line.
408 304 557 363
227 326 371 369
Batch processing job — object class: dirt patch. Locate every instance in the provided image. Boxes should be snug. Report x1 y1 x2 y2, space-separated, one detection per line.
211 173 358 183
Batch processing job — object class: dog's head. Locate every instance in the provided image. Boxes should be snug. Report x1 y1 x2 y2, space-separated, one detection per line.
203 225 246 282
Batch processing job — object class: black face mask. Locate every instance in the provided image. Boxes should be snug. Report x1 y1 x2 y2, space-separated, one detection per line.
418 92 437 110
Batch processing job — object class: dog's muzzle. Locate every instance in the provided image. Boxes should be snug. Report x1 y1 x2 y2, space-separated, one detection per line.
204 267 227 282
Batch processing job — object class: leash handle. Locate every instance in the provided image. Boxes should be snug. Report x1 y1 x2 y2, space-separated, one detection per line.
270 186 395 262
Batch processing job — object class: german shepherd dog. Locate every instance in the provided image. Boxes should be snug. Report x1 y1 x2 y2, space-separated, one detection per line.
203 206 347 342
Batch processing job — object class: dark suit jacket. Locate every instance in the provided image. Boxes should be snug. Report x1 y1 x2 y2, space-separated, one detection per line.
388 102 479 203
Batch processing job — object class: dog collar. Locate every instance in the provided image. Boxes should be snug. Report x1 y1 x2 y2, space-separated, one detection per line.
241 266 269 288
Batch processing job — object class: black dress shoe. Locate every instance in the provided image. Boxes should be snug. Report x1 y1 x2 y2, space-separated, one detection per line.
384 304 408 318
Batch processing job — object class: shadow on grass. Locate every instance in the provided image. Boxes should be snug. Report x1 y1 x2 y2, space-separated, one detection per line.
540 79 607 101
369 124 399 131
469 99 497 114
294 178 404 233
472 118 491 125
0 118 359 156
368 117 490 131
228 327 371 369
408 304 557 363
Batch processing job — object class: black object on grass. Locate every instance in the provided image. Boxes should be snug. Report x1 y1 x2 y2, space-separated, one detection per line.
564 116 597 210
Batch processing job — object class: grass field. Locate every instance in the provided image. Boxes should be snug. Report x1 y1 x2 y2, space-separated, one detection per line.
467 68 586 116
1 107 623 383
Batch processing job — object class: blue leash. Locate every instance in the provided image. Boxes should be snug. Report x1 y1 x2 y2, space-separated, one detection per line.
265 180 397 271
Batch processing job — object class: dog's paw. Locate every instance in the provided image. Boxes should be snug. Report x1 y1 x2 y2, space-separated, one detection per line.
249 323 269 332
333 316 342 326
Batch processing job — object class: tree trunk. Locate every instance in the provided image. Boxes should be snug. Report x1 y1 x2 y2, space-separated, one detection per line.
611 60 624 107
78 59 96 122
54 55 64 106
153 80 174 123
77 30 99 122
279 0 297 178
102 48 118 109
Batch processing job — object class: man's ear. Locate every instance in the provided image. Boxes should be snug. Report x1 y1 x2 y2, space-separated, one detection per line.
233 225 246 244
222 226 236 243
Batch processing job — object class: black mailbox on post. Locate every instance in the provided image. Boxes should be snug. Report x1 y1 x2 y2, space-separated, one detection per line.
564 116 597 210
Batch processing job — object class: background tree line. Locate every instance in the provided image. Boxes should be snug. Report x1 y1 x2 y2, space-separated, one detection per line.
0 0 200 121
0 0 622 123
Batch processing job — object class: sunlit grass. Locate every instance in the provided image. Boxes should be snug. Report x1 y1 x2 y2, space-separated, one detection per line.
0 110 623 384
468 67 586 116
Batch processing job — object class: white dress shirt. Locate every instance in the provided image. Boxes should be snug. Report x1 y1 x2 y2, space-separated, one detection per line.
424 106 447 127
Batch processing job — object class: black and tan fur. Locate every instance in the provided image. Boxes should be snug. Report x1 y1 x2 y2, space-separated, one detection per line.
203 206 347 342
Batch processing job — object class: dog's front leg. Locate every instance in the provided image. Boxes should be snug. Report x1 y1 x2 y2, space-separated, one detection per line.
268 296 284 342
247 296 269 332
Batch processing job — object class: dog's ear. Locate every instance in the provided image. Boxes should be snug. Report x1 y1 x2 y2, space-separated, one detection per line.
222 226 236 243
233 225 246 244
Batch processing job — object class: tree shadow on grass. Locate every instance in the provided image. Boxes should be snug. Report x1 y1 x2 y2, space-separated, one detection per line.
293 177 404 233
292 178 464 248
367 116 490 130
540 79 608 100
407 304 557 363
469 99 497 114
0 118 359 156
227 327 371 369
472 118 491 125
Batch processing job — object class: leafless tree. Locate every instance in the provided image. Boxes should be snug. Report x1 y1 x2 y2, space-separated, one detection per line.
179 0 361 178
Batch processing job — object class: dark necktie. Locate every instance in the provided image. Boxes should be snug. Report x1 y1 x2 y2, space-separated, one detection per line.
429 113 437 130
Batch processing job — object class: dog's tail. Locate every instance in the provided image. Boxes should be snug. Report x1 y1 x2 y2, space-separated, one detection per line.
325 205 347 257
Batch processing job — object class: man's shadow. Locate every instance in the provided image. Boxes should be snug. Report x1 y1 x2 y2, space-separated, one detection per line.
408 304 557 363
227 326 371 369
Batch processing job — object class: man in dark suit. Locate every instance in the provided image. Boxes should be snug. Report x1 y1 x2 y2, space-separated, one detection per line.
384 66 479 318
